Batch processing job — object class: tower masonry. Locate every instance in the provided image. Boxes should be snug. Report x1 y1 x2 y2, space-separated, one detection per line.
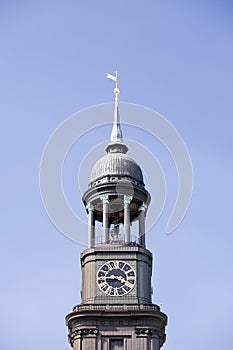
66 74 168 350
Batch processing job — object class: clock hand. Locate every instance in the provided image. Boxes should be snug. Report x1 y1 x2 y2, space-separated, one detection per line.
99 275 117 280
98 276 107 280
118 276 125 282
99 275 126 282
112 275 126 283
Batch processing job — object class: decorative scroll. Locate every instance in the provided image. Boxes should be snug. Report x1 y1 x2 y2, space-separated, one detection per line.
68 328 99 345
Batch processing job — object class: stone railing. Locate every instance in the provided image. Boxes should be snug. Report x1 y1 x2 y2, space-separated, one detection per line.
94 234 141 247
72 303 160 313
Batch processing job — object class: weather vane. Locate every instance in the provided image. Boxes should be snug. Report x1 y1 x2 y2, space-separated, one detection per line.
106 71 120 102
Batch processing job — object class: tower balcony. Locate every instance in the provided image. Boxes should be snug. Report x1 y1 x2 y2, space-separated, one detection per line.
71 303 161 313
93 233 143 248
66 303 168 349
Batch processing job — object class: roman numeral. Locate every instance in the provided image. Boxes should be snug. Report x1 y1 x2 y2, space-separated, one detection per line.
113 261 119 269
105 262 113 270
99 281 108 289
105 285 112 295
121 287 127 294
126 275 136 280
98 276 106 281
124 281 134 289
120 262 126 270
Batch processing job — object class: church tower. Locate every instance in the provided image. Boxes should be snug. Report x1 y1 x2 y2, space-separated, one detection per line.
66 74 168 350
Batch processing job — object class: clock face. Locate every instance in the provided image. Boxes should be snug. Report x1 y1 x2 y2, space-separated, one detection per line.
97 260 136 296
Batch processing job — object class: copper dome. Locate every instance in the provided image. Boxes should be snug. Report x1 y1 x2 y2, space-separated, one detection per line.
89 151 144 186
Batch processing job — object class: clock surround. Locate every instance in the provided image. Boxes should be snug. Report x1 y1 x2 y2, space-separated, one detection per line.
97 260 136 296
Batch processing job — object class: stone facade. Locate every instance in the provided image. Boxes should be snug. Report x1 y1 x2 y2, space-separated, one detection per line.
66 304 167 350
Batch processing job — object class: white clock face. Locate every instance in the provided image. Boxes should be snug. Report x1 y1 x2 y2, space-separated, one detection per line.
97 260 136 296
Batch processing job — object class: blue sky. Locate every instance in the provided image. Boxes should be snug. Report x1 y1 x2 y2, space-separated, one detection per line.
1 1 233 349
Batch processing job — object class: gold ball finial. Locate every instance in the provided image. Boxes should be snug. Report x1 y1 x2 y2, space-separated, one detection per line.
114 87 120 95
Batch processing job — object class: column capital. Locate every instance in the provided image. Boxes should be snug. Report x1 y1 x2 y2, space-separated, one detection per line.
151 329 160 338
86 203 95 212
135 328 152 336
124 195 133 204
138 203 147 212
100 195 110 203
82 328 99 337
68 329 82 345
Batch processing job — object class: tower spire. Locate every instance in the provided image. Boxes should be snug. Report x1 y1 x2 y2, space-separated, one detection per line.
66 74 168 350
105 71 128 153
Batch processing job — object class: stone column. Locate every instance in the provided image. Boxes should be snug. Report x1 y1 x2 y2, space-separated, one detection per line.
135 329 150 350
101 195 109 244
73 337 81 350
124 195 132 244
69 330 82 350
86 203 95 248
82 329 98 350
138 203 147 248
150 332 160 350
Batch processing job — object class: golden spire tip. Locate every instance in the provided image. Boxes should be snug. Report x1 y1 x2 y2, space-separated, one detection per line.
106 71 120 100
